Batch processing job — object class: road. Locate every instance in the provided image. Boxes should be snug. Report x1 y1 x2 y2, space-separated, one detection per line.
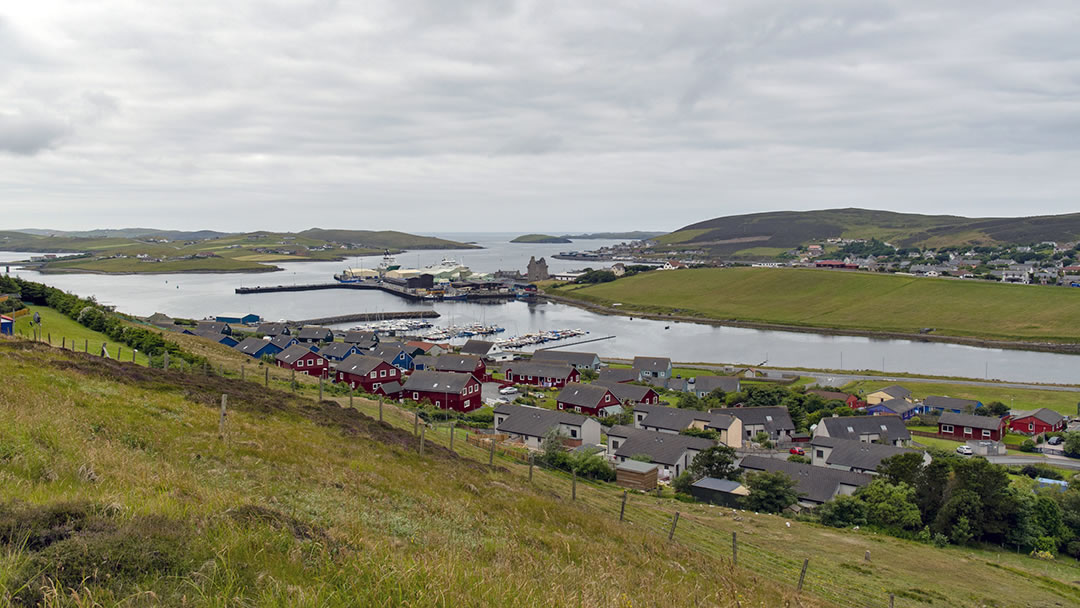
987 454 1080 470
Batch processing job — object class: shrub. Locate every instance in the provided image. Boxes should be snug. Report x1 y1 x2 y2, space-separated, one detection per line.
1019 439 1037 453
932 533 949 548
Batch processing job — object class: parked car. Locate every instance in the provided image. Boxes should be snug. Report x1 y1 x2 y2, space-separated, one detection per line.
956 445 974 456
499 386 519 395
789 447 805 456
1047 436 1063 445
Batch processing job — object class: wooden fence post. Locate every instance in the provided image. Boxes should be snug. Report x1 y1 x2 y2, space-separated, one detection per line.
889 593 895 608
47 333 51 344
291 368 295 391
419 424 426 456
241 365 245 381
528 452 533 481
572 469 577 500
164 351 169 370
264 367 269 387
84 338 88 353
133 349 136 363
218 394 228 440
62 337 65 349
378 396 383 422
450 423 455 451
118 346 123 360
732 531 737 565
797 558 808 592
319 376 324 401
619 490 628 522
349 390 354 409
668 512 680 541
413 412 419 436
489 436 495 465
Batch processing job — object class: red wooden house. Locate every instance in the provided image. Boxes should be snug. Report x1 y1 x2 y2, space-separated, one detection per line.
431 354 488 382
335 353 402 395
401 370 484 412
937 412 1008 442
1008 408 1066 436
807 389 865 409
504 361 580 387
556 383 621 417
275 344 329 378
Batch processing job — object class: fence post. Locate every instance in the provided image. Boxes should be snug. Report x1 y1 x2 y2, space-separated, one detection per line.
419 424 426 456
291 368 295 391
47 332 51 345
572 469 577 500
133 349 137 363
264 367 269 387
241 365 245 381
62 337 65 349
450 423 455 451
378 396 383 422
118 346 123 360
164 351 170 370
668 512 680 541
889 593 895 608
489 436 495 465
732 531 737 565
528 452 533 481
413 412 419 436
218 394 228 440
84 338 88 352
797 558 808 592
349 389 354 409
619 490 628 522
319 376 324 401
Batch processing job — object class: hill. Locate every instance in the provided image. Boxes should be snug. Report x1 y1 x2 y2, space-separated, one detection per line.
658 208 1080 256
11 228 231 240
550 267 1080 343
297 228 479 250
510 234 572 244
560 231 665 240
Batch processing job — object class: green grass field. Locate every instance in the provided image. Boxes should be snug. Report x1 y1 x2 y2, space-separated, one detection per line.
842 380 1080 417
560 267 1080 342
13 305 152 366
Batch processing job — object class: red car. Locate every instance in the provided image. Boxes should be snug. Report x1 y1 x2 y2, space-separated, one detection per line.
789 447 805 456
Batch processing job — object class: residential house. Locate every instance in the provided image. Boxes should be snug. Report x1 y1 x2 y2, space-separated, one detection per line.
297 326 334 344
401 370 484 412
632 403 742 448
556 383 621 416
712 407 795 442
256 322 290 337
605 425 714 479
864 385 911 405
531 349 602 371
923 395 982 414
342 330 378 350
232 337 283 359
460 339 497 358
493 404 601 450
937 412 1008 441
633 356 673 385
195 320 232 335
407 340 449 356
411 355 436 371
688 376 741 398
814 416 910 446
430 354 487 381
1009 408 1067 436
146 312 175 329
504 361 580 387
597 367 637 383
274 344 328 378
865 398 921 420
317 341 360 363
335 354 402 395
596 381 660 405
739 455 872 507
189 329 239 347
808 436 926 474
373 342 415 371
806 389 864 409
269 334 299 351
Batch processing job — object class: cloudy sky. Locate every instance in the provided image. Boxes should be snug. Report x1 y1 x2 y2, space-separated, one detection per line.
2 1 1078 233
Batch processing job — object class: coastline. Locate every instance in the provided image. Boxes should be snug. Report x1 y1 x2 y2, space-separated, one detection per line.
541 292 1080 356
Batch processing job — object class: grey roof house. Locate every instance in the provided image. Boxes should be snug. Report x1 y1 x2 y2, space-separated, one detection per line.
740 455 872 506
531 349 602 371
711 406 795 442
493 404 601 450
808 436 926 474
606 425 715 479
814 416 910 446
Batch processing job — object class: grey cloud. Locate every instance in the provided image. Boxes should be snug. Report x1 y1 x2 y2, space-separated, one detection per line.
0 112 70 155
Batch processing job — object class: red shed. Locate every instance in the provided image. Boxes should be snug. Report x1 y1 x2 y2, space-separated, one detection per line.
503 361 580 387
275 344 329 378
402 370 483 412
1009 408 1066 436
335 353 402 394
938 412 1008 442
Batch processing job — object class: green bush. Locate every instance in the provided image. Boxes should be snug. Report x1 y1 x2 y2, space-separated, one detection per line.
1019 439 1037 453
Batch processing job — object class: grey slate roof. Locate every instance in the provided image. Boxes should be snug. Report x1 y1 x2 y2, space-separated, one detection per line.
924 395 980 411
233 337 273 355
875 398 919 415
401 370 473 394
633 356 671 372
809 436 918 472
938 411 1005 431
505 361 576 380
612 427 715 466
318 342 357 360
337 354 386 377
820 416 911 441
598 367 637 383
712 407 794 434
412 355 436 369
691 376 741 394
196 321 230 334
460 339 495 356
190 329 236 343
297 326 333 341
807 390 852 402
342 330 378 348
1011 408 1065 426
740 455 872 504
557 383 617 409
691 478 745 493
269 334 298 349
380 381 403 395
873 385 911 400
432 355 482 373
494 404 588 438
531 350 600 368
616 460 659 473
257 322 289 336
276 344 317 365
596 381 657 403
634 404 709 431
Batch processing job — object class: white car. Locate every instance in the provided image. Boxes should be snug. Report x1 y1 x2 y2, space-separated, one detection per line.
498 386 519 395
955 445 974 456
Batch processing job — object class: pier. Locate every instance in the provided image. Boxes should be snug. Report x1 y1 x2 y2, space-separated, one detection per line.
235 281 517 302
291 310 440 326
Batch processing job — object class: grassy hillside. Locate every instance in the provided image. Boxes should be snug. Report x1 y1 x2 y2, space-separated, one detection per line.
510 234 572 244
0 340 800 607
13 305 153 366
553 267 1080 342
297 229 479 250
657 208 1080 255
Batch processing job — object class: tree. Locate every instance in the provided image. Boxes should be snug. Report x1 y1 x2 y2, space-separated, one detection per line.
877 453 925 487
856 480 922 531
914 459 951 525
935 489 982 545
742 471 800 514
672 471 694 495
687 445 740 481
817 495 868 528
679 392 707 411
949 458 1016 542
753 431 772 449
1063 432 1080 458
975 401 1010 417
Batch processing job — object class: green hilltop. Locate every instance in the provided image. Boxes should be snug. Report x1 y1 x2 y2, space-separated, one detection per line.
510 234 572 244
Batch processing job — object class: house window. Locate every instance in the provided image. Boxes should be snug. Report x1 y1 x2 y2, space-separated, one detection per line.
574 406 581 413
816 450 824 459
317 359 324 365
605 394 611 402
1028 423 1034 431
982 429 991 438
963 427 973 434
413 392 419 400
370 371 377 378
570 429 578 438
390 369 397 376
298 360 305 367
380 370 387 377
464 400 469 407
612 440 620 449
941 424 954 433
374 383 381 390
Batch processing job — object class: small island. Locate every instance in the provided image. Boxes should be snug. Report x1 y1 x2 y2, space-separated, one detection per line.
511 234 572 244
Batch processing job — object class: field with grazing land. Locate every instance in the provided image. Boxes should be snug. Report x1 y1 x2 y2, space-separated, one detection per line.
1 338 1078 607
556 267 1080 342
13 305 152 366
842 380 1080 417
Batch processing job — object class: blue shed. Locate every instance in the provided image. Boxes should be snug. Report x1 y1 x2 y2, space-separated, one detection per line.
0 315 12 336
216 313 261 325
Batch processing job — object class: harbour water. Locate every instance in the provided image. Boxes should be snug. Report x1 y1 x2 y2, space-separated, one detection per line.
3 237 1079 384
